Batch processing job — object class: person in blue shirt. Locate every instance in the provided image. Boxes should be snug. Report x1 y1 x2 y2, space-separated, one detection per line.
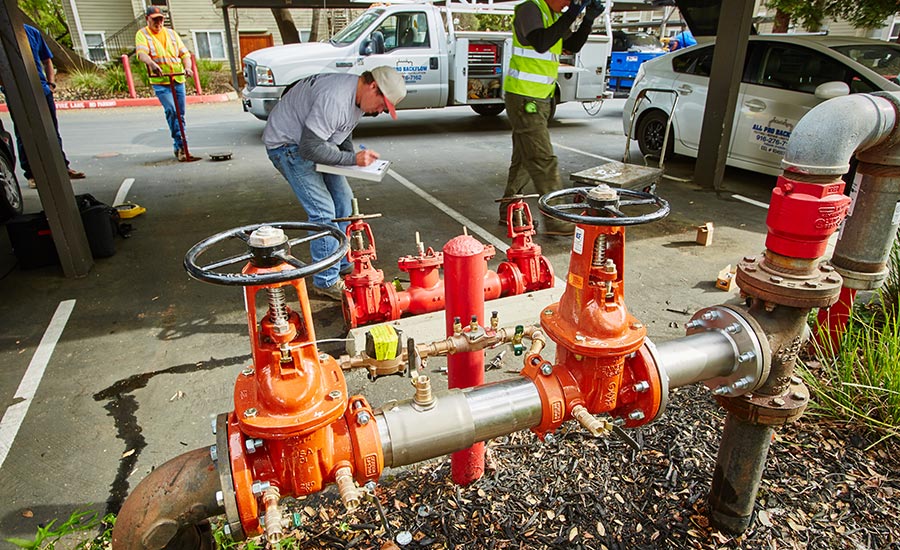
9 25 85 188
669 29 696 51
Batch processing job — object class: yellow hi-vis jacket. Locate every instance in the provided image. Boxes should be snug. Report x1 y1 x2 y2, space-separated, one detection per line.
504 0 561 99
135 27 189 85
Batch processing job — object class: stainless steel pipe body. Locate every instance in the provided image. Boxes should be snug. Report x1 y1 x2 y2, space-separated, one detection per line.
654 331 740 389
376 377 542 468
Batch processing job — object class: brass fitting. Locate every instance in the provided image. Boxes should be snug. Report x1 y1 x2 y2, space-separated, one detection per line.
571 404 611 437
334 465 361 512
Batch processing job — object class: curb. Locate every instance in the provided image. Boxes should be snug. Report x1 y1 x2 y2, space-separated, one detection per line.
0 91 238 113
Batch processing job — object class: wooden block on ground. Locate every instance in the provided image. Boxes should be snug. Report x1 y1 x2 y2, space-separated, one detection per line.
716 264 737 291
696 222 714 246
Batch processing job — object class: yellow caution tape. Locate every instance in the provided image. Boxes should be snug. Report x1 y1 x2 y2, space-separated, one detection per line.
369 324 399 361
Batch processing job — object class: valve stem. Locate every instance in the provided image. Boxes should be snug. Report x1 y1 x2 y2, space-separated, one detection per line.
415 231 425 257
266 287 291 335
262 486 285 543
335 466 361 512
592 234 608 267
571 404 611 437
413 375 435 409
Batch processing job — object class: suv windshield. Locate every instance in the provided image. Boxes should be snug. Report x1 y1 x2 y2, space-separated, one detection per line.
831 44 900 82
331 10 383 45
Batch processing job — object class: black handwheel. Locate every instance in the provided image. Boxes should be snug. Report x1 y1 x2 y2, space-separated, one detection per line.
538 185 669 226
184 221 349 286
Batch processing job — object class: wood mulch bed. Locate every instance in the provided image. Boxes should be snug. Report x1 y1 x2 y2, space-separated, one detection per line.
268 380 899 550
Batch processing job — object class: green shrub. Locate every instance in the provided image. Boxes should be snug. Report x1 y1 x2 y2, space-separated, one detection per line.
103 64 129 94
196 58 224 73
68 69 104 93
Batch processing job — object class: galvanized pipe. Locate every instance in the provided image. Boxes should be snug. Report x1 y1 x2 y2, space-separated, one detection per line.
781 93 895 176
376 377 542 468
653 331 738 389
830 169 900 290
708 415 774 533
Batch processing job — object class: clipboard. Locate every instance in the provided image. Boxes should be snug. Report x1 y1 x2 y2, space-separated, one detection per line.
316 159 391 182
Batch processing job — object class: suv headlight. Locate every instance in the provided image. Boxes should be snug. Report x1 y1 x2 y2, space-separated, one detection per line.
255 65 275 86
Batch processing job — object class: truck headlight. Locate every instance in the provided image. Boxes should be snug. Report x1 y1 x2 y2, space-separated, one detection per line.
255 65 275 86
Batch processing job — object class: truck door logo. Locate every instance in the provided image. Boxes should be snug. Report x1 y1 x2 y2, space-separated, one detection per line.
395 60 427 82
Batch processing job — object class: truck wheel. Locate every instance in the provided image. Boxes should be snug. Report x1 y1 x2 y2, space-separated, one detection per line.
471 104 505 117
636 110 674 159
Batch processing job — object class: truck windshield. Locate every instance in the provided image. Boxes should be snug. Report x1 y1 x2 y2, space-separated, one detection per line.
331 10 384 45
831 44 900 82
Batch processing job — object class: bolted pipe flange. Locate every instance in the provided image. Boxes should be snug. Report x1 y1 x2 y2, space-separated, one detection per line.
735 254 843 308
214 413 245 540
686 305 770 397
715 377 810 426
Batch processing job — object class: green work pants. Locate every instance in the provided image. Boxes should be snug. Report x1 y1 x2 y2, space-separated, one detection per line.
502 93 570 233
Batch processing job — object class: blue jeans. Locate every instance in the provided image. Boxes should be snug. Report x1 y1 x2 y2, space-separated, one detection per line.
14 89 69 179
152 83 186 152
267 144 352 289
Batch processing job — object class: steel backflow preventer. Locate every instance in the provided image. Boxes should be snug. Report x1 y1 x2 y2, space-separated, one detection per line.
113 187 785 549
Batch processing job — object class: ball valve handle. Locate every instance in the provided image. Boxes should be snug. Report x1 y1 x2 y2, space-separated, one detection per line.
183 222 349 286
538 184 669 226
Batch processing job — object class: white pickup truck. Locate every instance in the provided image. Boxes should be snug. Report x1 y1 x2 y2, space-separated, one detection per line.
241 1 612 120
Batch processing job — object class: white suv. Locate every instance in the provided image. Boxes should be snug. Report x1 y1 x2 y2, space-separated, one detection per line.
623 35 900 175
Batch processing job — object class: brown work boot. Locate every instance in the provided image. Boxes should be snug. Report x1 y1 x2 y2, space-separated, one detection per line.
67 168 85 179
175 148 187 162
543 219 575 237
312 279 347 301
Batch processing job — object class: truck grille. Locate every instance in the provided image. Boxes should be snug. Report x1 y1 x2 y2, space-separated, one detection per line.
243 60 256 89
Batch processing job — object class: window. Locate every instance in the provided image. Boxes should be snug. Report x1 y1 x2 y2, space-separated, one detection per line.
375 12 430 51
84 32 108 63
193 31 226 60
671 45 714 76
750 44 874 94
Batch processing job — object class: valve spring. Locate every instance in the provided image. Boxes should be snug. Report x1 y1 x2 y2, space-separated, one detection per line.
592 234 608 267
266 287 290 330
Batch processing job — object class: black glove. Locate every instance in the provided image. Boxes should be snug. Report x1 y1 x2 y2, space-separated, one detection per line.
585 0 604 21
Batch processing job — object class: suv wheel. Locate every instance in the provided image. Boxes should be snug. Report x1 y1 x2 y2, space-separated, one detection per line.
0 152 22 223
636 110 674 159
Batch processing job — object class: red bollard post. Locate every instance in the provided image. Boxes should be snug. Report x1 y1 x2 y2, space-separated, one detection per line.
815 286 857 352
121 54 136 98
191 53 203 95
443 234 486 485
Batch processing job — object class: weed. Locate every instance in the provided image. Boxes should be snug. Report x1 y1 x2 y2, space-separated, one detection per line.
197 58 224 73
805 236 900 446
6 510 100 550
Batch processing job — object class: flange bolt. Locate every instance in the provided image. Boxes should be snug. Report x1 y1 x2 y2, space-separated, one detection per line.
701 311 719 321
633 381 650 393
216 491 225 507
210 445 218 462
628 410 645 421
356 411 371 426
243 408 258 418
738 351 756 363
540 364 553 376
251 480 271 496
245 438 264 454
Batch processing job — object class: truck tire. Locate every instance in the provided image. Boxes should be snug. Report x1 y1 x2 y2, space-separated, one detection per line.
471 104 505 117
636 110 673 159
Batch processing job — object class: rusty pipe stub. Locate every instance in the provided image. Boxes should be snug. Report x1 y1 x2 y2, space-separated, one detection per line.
736 254 843 309
715 376 809 426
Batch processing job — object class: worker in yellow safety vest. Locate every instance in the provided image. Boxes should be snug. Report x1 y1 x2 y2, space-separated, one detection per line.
135 6 194 161
501 0 604 236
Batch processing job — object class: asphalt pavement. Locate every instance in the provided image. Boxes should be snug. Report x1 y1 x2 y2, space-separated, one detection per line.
0 98 778 543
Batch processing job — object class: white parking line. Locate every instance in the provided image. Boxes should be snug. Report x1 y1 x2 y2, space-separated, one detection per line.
554 143 620 164
113 177 135 207
388 169 510 253
731 194 770 209
0 300 75 470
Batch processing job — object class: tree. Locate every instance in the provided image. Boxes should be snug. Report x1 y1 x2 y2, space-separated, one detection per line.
18 0 70 47
766 0 900 32
271 9 301 44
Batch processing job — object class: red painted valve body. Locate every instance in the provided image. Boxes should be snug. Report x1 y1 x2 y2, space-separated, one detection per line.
524 225 660 436
227 262 384 537
342 219 399 328
444 235 487 485
766 175 851 259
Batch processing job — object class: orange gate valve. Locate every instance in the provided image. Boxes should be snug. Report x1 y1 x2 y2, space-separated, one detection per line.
335 201 400 329
184 223 384 539
525 185 670 431
496 194 555 294
396 234 446 316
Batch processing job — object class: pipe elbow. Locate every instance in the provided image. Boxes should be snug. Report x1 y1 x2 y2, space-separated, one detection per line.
782 93 897 176
112 446 224 550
